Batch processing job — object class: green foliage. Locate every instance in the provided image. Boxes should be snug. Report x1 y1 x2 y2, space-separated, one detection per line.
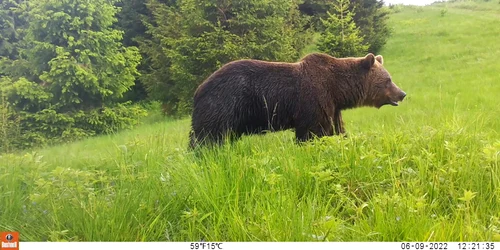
0 77 147 150
299 0 333 27
82 102 147 134
0 0 146 151
140 0 311 116
0 0 29 80
440 8 448 16
298 0 390 54
113 0 151 102
388 4 404 13
114 0 149 48
24 0 142 110
318 0 368 57
0 77 52 112
0 0 26 62
0 92 20 152
350 0 391 54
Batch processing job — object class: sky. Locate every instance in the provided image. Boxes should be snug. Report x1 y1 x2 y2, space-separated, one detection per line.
384 0 444 6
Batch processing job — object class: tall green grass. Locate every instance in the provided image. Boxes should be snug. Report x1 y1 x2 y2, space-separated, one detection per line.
1 2 499 241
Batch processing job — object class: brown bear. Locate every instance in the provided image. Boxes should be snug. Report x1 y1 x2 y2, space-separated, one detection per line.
189 53 406 148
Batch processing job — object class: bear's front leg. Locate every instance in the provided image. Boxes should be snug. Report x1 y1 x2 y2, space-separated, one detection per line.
333 109 346 135
295 122 333 143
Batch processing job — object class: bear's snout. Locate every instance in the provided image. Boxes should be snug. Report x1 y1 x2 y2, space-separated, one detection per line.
386 88 406 107
399 91 406 101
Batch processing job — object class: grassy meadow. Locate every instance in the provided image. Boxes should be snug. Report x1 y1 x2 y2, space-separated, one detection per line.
1 2 500 242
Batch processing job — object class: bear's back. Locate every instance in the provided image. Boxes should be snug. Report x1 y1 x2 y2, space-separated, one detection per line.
194 59 301 101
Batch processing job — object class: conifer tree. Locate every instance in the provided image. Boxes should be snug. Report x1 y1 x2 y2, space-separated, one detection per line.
318 0 368 58
0 0 146 150
24 0 141 111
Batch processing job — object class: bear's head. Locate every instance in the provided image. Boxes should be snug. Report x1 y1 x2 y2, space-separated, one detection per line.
361 53 406 109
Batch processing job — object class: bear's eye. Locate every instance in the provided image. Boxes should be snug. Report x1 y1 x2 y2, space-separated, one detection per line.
385 80 392 88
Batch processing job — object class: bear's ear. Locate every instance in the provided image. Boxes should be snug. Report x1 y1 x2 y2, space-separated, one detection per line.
361 53 375 69
375 55 383 65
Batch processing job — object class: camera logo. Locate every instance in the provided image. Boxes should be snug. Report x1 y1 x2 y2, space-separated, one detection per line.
0 232 19 250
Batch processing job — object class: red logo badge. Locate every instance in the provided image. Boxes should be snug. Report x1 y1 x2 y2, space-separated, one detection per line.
0 232 19 250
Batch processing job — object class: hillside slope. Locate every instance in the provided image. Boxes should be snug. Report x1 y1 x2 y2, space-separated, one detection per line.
1 2 499 241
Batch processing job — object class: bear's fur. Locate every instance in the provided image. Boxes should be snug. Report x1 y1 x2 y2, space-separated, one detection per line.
189 53 406 148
